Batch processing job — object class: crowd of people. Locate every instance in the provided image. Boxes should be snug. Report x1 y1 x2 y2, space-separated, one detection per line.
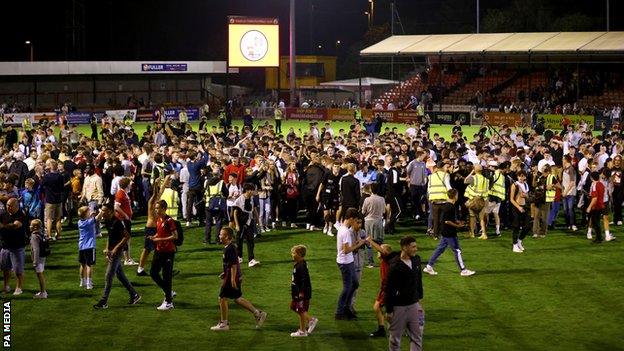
0 101 620 349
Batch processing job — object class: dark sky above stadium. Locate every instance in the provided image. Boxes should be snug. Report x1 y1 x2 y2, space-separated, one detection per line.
2 0 621 62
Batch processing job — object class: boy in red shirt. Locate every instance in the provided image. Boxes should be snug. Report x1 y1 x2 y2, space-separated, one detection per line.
587 172 607 243
114 177 137 266
368 241 399 337
147 200 178 311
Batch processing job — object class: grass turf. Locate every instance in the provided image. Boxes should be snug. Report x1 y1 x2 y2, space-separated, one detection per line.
13 121 617 350
73 120 484 141
8 216 624 351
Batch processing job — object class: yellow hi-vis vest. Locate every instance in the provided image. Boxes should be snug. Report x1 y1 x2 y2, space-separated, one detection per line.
22 119 32 131
274 108 283 120
205 180 224 202
546 174 556 203
161 188 179 220
489 170 506 201
465 174 489 199
427 171 449 201
354 109 362 120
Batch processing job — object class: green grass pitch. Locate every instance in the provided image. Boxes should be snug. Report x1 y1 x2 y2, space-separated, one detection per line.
7 121 623 350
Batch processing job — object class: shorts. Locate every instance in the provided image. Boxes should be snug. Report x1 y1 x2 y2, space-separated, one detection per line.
485 201 501 214
290 299 310 313
219 282 243 300
44 203 62 221
78 248 96 266
144 227 157 252
602 203 610 216
34 257 46 273
0 249 11 271
321 198 339 211
8 248 25 275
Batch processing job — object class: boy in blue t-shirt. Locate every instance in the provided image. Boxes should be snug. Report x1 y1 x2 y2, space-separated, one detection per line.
77 206 98 289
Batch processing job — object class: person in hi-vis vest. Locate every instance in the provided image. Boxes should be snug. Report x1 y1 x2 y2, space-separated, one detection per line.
427 161 452 238
464 164 490 239
532 164 558 238
483 162 507 239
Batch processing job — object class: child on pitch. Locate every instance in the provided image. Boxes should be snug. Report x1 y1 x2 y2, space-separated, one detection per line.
30 219 48 299
77 206 98 289
210 227 267 331
367 240 399 337
423 189 476 277
289 245 318 337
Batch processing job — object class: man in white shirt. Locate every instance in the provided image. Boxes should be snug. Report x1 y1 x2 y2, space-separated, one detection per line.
537 151 556 173
24 150 37 171
335 208 367 320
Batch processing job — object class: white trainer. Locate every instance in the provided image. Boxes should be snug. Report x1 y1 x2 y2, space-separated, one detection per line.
13 288 23 296
238 257 243 264
290 330 308 337
248 259 260 267
571 225 578 231
86 283 94 290
460 269 476 277
33 291 48 299
307 317 318 334
255 310 267 328
306 224 311 230
618 221 623 226
326 229 335 237
587 233 593 240
606 235 615 242
291 223 298 228
423 265 438 275
513 244 523 253
210 321 230 331
186 221 191 227
517 240 525 251
309 225 315 231
157 301 174 311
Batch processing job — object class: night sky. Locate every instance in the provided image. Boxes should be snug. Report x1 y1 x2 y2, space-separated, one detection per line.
2 0 621 62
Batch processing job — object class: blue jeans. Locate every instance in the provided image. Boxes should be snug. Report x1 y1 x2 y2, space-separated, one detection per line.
258 197 271 228
548 201 561 226
336 262 359 315
99 251 138 304
427 236 465 271
562 196 576 226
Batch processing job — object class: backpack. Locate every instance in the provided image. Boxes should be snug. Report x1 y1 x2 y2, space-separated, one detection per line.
39 234 51 258
172 218 184 246
530 176 546 205
209 196 227 213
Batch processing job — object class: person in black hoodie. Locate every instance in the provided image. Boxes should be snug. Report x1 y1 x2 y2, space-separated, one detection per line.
289 245 318 337
302 156 325 231
385 236 424 351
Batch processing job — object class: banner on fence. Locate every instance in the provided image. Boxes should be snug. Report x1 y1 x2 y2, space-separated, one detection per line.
2 113 33 124
153 108 200 122
105 109 137 122
326 108 356 121
285 108 328 121
540 114 595 130
483 112 522 127
66 112 92 124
